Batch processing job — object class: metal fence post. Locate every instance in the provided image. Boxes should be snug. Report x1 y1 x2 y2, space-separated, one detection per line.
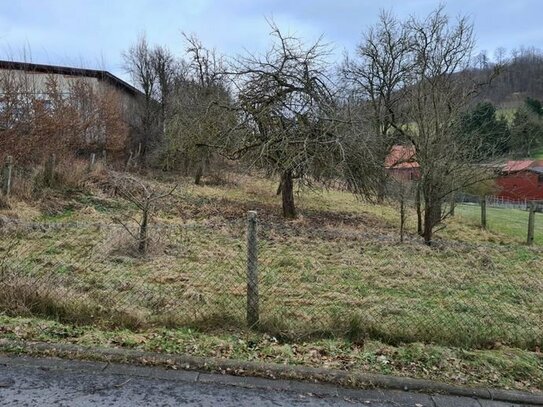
481 196 487 230
527 202 535 246
246 210 259 327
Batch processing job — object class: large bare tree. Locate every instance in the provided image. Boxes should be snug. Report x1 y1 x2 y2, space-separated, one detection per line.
159 34 235 183
225 24 342 218
151 45 178 125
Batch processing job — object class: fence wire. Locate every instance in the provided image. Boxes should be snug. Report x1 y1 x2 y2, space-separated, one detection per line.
455 199 542 245
0 218 541 350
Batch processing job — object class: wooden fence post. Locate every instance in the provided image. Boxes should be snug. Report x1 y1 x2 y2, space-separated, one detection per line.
88 153 96 172
527 202 536 246
246 210 259 327
3 155 13 196
481 196 487 230
399 198 405 243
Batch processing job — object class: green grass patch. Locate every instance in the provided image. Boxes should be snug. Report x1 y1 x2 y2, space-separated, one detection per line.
454 204 543 245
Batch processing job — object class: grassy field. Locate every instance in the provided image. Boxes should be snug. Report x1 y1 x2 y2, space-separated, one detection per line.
454 203 543 245
0 170 542 391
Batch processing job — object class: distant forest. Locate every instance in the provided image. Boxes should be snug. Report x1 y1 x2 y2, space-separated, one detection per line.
474 47 543 108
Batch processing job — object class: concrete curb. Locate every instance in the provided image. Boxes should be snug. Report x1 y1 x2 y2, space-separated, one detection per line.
0 339 542 406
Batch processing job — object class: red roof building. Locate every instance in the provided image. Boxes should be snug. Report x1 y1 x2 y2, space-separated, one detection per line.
385 145 419 181
496 160 543 201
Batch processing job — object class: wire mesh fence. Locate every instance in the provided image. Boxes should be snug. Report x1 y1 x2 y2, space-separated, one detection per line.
0 216 541 351
454 195 542 245
0 222 247 328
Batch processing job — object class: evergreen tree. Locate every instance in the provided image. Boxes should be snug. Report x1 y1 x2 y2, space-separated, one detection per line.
458 102 510 157
509 98 543 157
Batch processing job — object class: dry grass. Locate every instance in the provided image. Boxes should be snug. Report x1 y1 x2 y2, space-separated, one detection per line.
1 314 541 391
1 202 541 350
0 270 145 329
0 169 542 391
0 170 542 350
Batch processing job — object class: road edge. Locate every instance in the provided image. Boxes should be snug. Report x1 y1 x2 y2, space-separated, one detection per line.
0 338 541 405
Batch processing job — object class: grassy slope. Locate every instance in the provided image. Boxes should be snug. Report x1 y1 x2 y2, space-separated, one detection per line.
0 172 542 391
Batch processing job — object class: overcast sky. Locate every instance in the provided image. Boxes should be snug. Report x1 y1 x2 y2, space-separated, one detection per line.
0 0 542 82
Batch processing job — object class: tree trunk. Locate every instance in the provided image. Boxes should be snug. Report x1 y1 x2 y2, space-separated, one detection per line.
281 170 296 219
276 181 282 196
376 169 387 203
376 183 386 204
422 205 433 245
422 196 442 245
194 149 208 185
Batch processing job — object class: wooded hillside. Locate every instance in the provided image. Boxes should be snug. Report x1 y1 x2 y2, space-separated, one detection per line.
475 47 543 107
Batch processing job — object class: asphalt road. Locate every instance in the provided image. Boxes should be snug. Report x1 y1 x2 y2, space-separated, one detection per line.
0 355 530 406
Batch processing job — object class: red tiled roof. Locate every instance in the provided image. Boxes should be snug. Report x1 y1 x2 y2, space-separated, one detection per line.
502 160 535 173
385 145 419 169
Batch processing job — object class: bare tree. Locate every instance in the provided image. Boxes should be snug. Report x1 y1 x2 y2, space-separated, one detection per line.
158 34 234 184
402 7 496 244
342 11 412 202
224 24 342 218
123 34 161 163
113 173 177 255
344 7 500 244
184 34 231 184
151 45 178 125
